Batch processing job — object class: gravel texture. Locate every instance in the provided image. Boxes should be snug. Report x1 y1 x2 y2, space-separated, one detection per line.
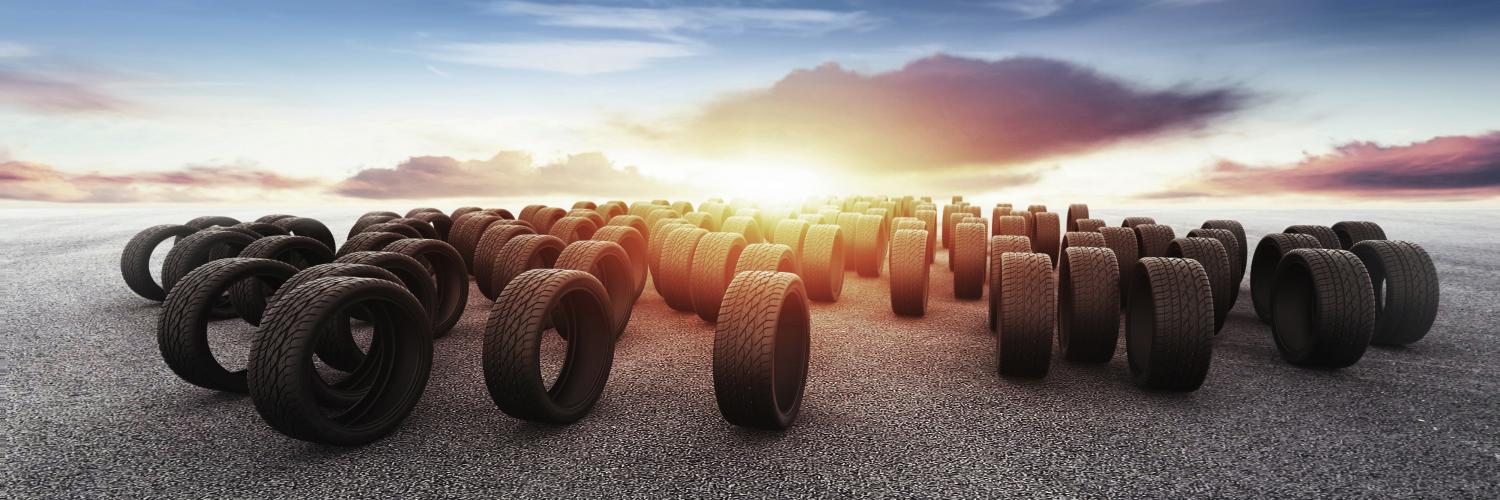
3 207 1497 497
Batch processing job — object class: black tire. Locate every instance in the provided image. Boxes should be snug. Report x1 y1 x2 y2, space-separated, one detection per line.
409 211 454 240
360 210 401 219
233 221 288 237
556 241 637 337
1127 257 1215 391
1284 224 1341 250
1187 227 1244 307
1058 247 1121 363
953 222 987 299
1065 203 1089 232
549 216 599 244
121 224 199 301
1099 227 1138 307
331 251 439 369
1122 216 1156 228
270 217 336 253
713 271 810 430
361 222 421 239
1271 249 1376 367
255 214 297 224
248 276 432 445
1333 221 1387 250
890 229 929 316
531 207 568 235
997 252 1055 377
1201 220 1247 277
1350 240 1439 346
162 228 258 318
802 224 845 302
336 231 407 258
690 233 748 323
591 226 648 298
185 215 240 229
229 235 336 325
264 262 404 373
449 215 503 270
1251 233 1323 323
854 214 888 277
385 217 440 240
988 236 1032 332
383 238 468 338
158 258 298 392
1166 237 1232 333
1075 219 1106 232
483 269 615 424
489 234 566 304
475 224 537 300
660 227 709 312
348 214 397 239
1060 231 1105 255
1133 224 1175 258
406 207 442 218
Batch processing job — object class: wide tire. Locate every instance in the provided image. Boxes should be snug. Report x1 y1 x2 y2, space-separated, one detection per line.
1271 249 1376 368
474 224 537 299
890 229 929 316
530 207 568 235
1167 237 1233 332
483 269 615 424
1058 247 1120 363
162 229 258 319
264 262 406 373
336 231 407 258
229 235 335 324
591 226 648 298
988 236 1032 332
1126 257 1214 391
721 216 763 244
712 271 810 430
1034 212 1061 267
997 252 1055 377
853 214 888 277
1099 227 1138 308
1333 221 1387 250
549 216 598 244
801 224 845 302
383 238 468 337
1060 231 1105 254
690 233 748 323
450 215 503 270
360 222 421 239
1350 240 1439 345
659 227 709 311
1065 204 1089 232
185 215 240 229
953 222 987 299
269 217 335 253
121 224 199 301
488 235 566 305
1284 224 1342 250
773 219 811 263
1075 219 1106 232
1251 233 1323 323
556 241 637 337
915 209 938 263
1122 216 1155 228
158 258 298 392
1133 224 1175 258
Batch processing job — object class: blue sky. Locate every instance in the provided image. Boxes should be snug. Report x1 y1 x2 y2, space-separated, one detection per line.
2 0 1498 204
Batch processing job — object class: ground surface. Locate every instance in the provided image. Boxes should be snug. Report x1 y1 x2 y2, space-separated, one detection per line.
4 207 1497 498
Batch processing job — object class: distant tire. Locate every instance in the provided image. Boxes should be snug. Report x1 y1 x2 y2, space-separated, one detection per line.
590 226 648 298
713 271 810 430
1122 217 1156 228
556 240 637 337
890 229 929 316
685 211 720 232
690 233 748 323
409 211 454 240
1333 221 1387 250
451 206 483 221
158 258 298 392
721 216 764 244
1061 230 1106 252
572 201 597 210
1271 249 1376 368
1350 240 1439 346
773 219 811 262
348 214 397 239
1098 227 1138 308
1166 237 1232 332
531 207 568 234
1065 204 1089 231
941 205 959 250
488 235 566 306
162 228 257 318
1284 224 1341 250
383 238 468 337
853 214 888 277
735 243 798 274
659 227 709 312
449 214 502 270
405 207 441 218
836 213 861 270
1133 224 1175 258
269 217 335 253
995 216 1026 237
548 216 598 245
801 224 845 302
336 231 407 258
233 221 287 237
185 215 240 230
606 215 650 242
1187 228 1244 307
360 222 421 239
953 222 987 299
1058 247 1120 363
915 209 938 263
1200 220 1247 274
483 269 615 424
385 218 440 240
262 262 407 373
997 252 1055 377
1250 233 1323 323
256 214 297 224
121 224 199 301
229 235 335 324
648 223 694 297
249 276 431 445
988 236 1032 332
1127 257 1214 391
1027 204 1046 214
474 224 537 299
646 209 682 234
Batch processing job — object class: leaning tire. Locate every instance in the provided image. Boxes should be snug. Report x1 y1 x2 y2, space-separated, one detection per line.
997 252 1055 377
713 271 810 430
269 217 335 253
488 235 566 306
336 231 407 258
483 269 615 424
1058 247 1120 363
1350 240 1439 346
162 228 257 319
1250 233 1323 323
1271 249 1376 367
263 262 405 373
1126 257 1214 391
121 224 199 301
158 258 298 392
801 224 845 302
229 235 335 324
890 229 929 316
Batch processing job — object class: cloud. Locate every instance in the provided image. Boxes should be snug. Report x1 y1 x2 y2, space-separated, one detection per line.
0 69 133 114
0 42 35 58
490 2 879 38
1143 132 1500 200
333 151 681 199
639 54 1248 172
421 40 700 75
991 0 1076 20
0 160 322 202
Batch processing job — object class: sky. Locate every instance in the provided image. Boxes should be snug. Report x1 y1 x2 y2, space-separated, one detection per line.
1 0 1498 207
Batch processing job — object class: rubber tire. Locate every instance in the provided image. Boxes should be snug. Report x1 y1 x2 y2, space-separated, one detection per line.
953 222 987 300
712 271 810 430
1284 224 1342 250
450 215 503 270
483 269 615 424
233 221 287 237
1126 257 1214 391
549 216 598 244
410 211 454 240
121 224 199 301
1066 204 1089 232
890 229 929 316
1075 219 1106 232
1133 224 1176 259
185 215 240 230
256 214 297 224
383 238 468 338
591 226 648 299
474 224 537 299
264 262 404 373
988 236 1032 332
773 219 811 263
530 207 568 235
1099 227 1139 308
854 214 888 277
648 223 693 298
606 215 650 242
336 231 407 258
158 258 297 392
1187 228 1244 307
1060 231 1105 255
348 214 397 239
915 209 938 264
556 240 637 337
659 228 709 312
735 243 798 275
1166 237 1233 333
995 216 1026 237
385 218 440 240
229 235 336 325
690 233 749 323
162 229 257 319
1122 217 1156 228
1333 221 1387 250
721 216 764 244
1251 233 1323 323
1271 249 1376 368
1058 247 1120 363
801 224 845 303
997 252 1055 378
270 217 335 253
1350 240 1439 346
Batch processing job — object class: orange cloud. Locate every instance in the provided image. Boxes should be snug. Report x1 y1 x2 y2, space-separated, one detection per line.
332 151 681 199
642 54 1248 171
0 160 321 202
1143 132 1500 200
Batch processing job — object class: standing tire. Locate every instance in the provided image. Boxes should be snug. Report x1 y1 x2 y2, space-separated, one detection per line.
1126 257 1214 391
1284 225 1342 250
713 271 810 430
988 236 1032 332
269 217 335 253
890 229 929 316
1350 240 1439 346
801 224 845 303
853 214 888 277
721 216 764 244
690 233 748 323
549 216 598 244
1251 233 1324 323
530 207 568 235
450 215 503 270
1058 247 1120 363
1187 228 1244 307
1271 249 1376 368
158 258 298 392
995 216 1026 237
591 226 648 298
483 269 615 424
1133 224 1176 258
336 231 407 258
1060 231 1105 255
488 235 566 305
773 219 811 263
121 224 199 301
474 224 537 299
659 227 709 311
383 238 468 338
1166 237 1232 332
606 215 650 242
1065 204 1089 232
556 241 637 337
734 243 797 274
997 252 1055 377
915 209 938 263
1122 217 1156 228
1075 219 1106 232
953 222 987 299
162 229 258 319
185 215 240 230
229 235 335 324
1333 221 1387 250
1099 227 1139 308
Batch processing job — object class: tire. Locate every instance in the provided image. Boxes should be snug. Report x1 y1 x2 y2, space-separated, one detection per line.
1058 247 1120 363
1075 219 1106 232
915 209 938 263
488 234 566 305
1061 231 1106 254
261 262 404 373
801 224 845 303
531 207 568 234
997 252 1055 378
256 214 297 224
229 235 336 325
1187 228 1244 307
572 201 597 210
233 221 288 237
348 214 397 239
162 229 258 319
483 269 615 424
890 229 929 316
385 218 440 240
648 223 694 298
1133 224 1176 258
517 205 545 224
158 258 298 392
248 276 431 445
773 219 811 262
836 212 861 270
685 211 720 232
474 224 537 299
1098 227 1139 308
721 216 764 244
1250 233 1323 323
1333 221 1387 250
1271 249 1376 368
450 215 502 270
853 214 888 277
548 216 598 245
1027 204 1047 214
945 212 967 269
568 208 605 228
360 210 401 220
735 243 798 274
361 222 421 239
405 207 441 218
591 226 648 298
672 201 694 217
407 211 454 241
270 217 335 253
121 224 199 301
332 250 439 333
383 238 468 338
336 231 407 258
606 215 649 242
185 215 240 229
1122 217 1156 228
712 271 810 430
988 236 1032 332
556 240 637 337
1201 220 1247 275
953 222 987 299
1126 257 1215 391
1032 212 1061 266
1065 204 1089 231
995 216 1026 237
1166 237 1233 333
941 205 959 250
1284 225 1341 250
689 233 748 323
1350 240 1439 346
646 209 682 234
659 228 710 312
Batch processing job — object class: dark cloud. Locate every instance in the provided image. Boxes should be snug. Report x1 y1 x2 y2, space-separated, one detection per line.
1144 131 1500 200
332 151 681 199
643 54 1248 171
0 160 320 202
0 69 132 114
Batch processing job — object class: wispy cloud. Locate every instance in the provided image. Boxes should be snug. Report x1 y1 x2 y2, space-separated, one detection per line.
0 69 133 114
990 0 1076 20
333 151 681 199
0 41 35 59
0 160 322 203
422 40 700 75
490 1 880 39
